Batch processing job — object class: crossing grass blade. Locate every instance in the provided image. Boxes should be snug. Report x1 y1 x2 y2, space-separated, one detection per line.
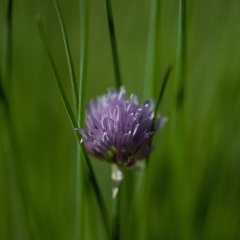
52 0 79 113
105 0 121 89
76 0 89 239
36 15 111 239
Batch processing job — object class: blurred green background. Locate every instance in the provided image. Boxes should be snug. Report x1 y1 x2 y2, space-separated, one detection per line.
1 0 240 239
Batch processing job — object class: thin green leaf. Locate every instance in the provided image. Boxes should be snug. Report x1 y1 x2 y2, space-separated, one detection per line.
143 0 160 100
78 0 89 126
82 147 112 239
36 15 111 239
76 0 89 239
176 0 186 107
35 15 79 134
151 66 172 132
53 0 79 113
105 0 121 89
145 65 172 164
111 164 122 240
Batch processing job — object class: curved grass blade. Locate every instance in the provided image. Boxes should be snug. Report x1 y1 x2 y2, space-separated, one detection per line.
149 65 172 147
52 0 79 113
36 15 111 239
35 15 79 133
105 0 121 89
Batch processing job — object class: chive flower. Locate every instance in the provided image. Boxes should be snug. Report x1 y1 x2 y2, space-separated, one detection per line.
76 87 166 167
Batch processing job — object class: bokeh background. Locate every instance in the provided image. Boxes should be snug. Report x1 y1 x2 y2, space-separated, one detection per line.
1 0 240 239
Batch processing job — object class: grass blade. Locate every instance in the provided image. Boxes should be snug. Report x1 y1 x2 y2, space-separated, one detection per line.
143 0 160 100
52 0 79 113
150 66 172 141
105 0 121 89
78 0 89 126
111 189 120 240
76 0 89 238
36 15 111 239
35 15 79 133
176 0 187 107
82 147 112 239
170 1 188 238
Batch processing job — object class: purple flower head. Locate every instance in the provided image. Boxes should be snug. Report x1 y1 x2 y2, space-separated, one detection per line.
76 87 166 167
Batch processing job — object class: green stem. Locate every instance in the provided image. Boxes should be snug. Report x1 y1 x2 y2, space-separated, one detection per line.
105 0 121 89
36 15 111 239
77 0 89 238
111 187 120 240
36 15 78 132
173 1 188 238
147 65 172 153
143 0 160 100
78 0 89 126
75 146 82 240
176 0 186 107
82 147 112 239
52 0 79 113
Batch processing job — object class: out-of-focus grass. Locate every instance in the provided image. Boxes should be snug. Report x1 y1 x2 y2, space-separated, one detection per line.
1 0 240 239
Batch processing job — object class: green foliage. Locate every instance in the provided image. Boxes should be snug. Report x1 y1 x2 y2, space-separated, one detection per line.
1 0 240 239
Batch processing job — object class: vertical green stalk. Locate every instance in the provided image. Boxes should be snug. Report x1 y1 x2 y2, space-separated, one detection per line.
36 15 111 239
78 0 89 125
105 1 122 237
176 0 186 108
82 147 111 239
173 0 188 239
143 0 160 100
76 0 89 238
132 1 161 239
75 145 83 240
105 0 121 89
111 192 120 240
111 164 123 240
53 0 79 113
86 185 99 240
131 0 160 239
